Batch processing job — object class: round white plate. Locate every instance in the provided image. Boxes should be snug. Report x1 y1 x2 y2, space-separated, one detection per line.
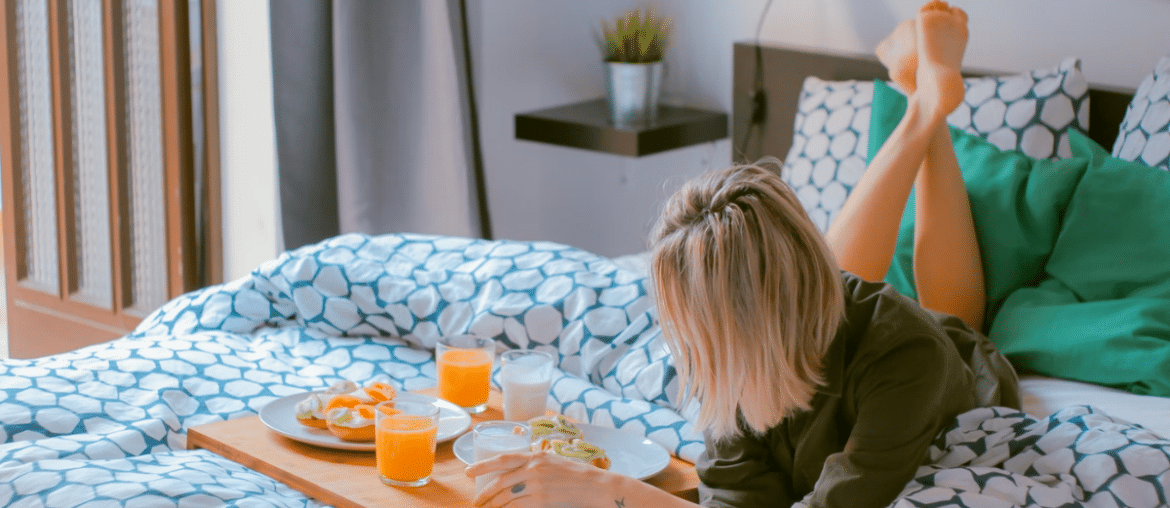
452 423 671 480
259 391 472 452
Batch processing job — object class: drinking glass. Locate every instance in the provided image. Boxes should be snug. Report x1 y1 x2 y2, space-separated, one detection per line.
375 399 440 487
499 349 555 422
472 421 532 495
436 335 495 413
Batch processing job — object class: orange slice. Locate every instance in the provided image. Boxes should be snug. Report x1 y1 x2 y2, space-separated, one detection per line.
364 382 397 403
355 404 376 420
324 394 363 412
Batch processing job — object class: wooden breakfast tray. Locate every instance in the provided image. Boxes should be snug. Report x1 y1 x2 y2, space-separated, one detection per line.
187 389 699 508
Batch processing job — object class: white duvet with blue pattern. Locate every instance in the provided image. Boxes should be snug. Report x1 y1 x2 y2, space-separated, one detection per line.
1 233 1167 507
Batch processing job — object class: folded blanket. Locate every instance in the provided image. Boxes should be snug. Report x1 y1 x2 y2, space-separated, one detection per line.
869 80 1170 397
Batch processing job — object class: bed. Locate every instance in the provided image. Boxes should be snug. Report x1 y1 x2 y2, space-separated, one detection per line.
2 43 1170 507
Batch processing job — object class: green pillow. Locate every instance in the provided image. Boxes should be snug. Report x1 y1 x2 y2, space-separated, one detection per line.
992 132 1170 395
868 81 1088 327
868 80 1170 396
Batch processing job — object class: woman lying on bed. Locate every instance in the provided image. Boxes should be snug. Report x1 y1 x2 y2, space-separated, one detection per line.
466 2 1018 507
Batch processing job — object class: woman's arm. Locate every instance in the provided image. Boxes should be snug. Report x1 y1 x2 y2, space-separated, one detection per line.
466 451 699 508
810 335 973 508
695 429 797 508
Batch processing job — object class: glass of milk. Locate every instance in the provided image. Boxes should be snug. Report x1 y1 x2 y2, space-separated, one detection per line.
499 350 555 422
472 421 533 494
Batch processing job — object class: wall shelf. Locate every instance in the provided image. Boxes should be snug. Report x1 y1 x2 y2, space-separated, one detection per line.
514 98 728 157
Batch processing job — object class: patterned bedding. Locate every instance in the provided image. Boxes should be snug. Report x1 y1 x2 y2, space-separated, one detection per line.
1 233 1167 507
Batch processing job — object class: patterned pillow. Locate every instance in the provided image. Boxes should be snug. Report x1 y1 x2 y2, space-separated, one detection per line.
1112 55 1170 171
783 79 873 232
783 58 1089 232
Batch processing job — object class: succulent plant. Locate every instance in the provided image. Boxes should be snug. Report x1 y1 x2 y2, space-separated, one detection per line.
597 8 671 63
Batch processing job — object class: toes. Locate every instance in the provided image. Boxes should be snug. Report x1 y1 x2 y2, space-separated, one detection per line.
920 0 950 14
951 6 968 24
918 0 968 25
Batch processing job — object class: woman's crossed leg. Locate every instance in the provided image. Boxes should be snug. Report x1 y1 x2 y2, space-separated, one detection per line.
825 0 986 331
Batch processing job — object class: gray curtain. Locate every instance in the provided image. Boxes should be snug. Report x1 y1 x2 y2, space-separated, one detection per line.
270 0 489 251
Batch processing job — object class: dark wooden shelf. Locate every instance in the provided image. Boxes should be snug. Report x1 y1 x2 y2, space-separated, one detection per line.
515 98 728 157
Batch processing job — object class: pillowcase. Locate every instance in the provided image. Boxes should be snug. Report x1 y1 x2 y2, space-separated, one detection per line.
1112 55 1170 171
869 79 1170 397
947 57 1089 161
782 78 872 232
783 58 1089 232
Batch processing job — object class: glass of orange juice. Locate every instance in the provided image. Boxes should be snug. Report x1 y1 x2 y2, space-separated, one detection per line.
375 399 440 487
436 335 495 413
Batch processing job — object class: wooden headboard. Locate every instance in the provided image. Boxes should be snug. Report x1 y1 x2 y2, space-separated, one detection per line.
730 42 1136 164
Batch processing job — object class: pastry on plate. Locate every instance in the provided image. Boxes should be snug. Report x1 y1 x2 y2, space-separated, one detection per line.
547 438 611 470
293 379 397 431
325 404 376 442
527 415 583 444
293 393 331 429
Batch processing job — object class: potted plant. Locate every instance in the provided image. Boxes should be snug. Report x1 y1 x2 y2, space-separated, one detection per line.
597 8 671 127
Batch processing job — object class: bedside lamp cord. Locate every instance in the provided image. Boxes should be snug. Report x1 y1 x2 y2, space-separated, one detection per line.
736 0 776 163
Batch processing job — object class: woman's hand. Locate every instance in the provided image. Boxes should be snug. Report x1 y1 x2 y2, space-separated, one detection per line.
465 450 635 508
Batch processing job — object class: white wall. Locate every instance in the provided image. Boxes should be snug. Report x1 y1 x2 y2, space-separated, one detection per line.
475 0 1170 259
751 0 1170 90
219 0 1170 271
474 1 737 259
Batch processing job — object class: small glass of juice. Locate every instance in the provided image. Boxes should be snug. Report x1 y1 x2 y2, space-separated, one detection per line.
472 421 532 495
499 349 555 422
375 399 440 487
436 335 495 414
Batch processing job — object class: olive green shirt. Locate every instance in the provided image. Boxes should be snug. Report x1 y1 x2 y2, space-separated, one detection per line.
696 273 1019 508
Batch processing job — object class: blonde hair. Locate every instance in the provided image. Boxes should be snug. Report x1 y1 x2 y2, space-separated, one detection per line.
650 158 845 442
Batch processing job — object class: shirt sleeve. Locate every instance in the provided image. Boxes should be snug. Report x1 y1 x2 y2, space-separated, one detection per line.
808 335 975 508
696 426 797 508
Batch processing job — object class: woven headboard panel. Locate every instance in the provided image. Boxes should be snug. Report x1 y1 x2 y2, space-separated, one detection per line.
730 42 1136 164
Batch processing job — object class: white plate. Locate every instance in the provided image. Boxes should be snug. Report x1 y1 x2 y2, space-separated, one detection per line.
453 423 671 480
259 391 472 452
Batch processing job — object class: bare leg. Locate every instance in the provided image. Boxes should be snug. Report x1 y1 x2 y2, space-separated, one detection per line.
827 1 985 330
911 2 985 330
826 10 937 281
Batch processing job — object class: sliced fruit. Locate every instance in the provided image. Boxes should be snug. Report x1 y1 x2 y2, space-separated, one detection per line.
364 382 397 403
324 394 363 412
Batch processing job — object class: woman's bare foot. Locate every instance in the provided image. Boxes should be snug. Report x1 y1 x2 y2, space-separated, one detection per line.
913 0 968 121
875 19 918 93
